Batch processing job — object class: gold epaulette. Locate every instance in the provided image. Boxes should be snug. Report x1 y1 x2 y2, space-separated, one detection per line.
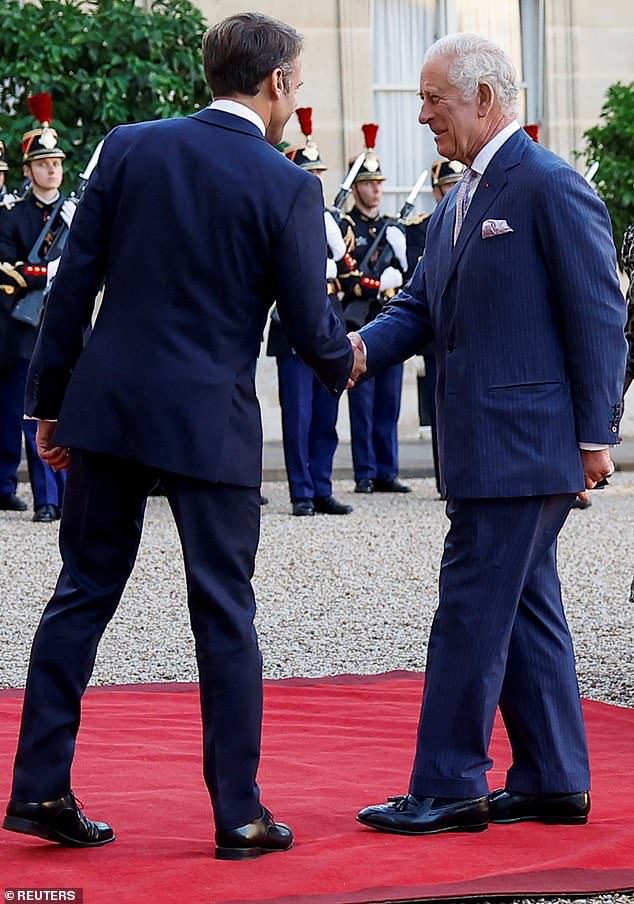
0 194 23 211
0 260 27 292
403 212 432 226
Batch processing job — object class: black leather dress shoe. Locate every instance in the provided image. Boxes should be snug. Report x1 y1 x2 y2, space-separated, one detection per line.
32 504 60 522
292 500 315 516
0 493 27 512
489 788 590 824
356 793 489 835
215 806 293 860
571 497 592 510
3 792 115 847
354 479 374 494
314 495 353 515
260 494 269 506
373 478 411 493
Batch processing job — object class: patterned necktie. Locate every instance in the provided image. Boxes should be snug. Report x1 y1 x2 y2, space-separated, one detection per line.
453 168 476 245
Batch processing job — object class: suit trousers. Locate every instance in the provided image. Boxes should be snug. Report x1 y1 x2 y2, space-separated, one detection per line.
0 360 65 506
409 493 590 799
10 449 264 831
276 353 339 501
0 360 30 497
348 362 403 482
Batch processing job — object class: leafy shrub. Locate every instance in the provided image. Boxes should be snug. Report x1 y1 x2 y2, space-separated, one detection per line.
583 81 634 262
0 0 210 185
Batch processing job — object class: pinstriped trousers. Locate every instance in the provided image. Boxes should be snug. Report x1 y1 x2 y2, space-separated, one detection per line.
409 493 590 799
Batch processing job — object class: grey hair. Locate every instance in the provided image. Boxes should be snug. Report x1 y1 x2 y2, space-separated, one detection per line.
424 33 519 118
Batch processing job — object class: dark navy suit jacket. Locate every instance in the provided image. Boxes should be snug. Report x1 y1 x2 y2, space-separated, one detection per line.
26 109 352 486
360 129 627 498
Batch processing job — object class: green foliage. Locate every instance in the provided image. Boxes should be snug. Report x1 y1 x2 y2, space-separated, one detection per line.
0 0 210 185
583 81 634 261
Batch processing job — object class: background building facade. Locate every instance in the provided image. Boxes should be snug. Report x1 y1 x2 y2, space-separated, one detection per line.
195 0 633 442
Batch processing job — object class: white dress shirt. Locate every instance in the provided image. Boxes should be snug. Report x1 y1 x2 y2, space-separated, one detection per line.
208 99 266 137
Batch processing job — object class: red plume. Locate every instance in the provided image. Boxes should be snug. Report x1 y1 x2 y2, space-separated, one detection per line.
362 123 379 149
295 107 313 138
523 123 540 143
27 92 54 125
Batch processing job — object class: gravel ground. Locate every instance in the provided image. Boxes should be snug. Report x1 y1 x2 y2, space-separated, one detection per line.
1 474 632 904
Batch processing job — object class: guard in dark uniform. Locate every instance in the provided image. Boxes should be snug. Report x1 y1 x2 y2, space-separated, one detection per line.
340 124 410 494
0 141 14 206
0 95 75 520
266 108 354 516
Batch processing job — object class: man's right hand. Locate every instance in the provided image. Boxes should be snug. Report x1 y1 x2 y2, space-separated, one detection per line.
36 420 70 471
347 331 367 388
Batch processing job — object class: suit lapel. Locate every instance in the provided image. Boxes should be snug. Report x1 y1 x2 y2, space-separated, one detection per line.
432 190 458 299
441 129 530 294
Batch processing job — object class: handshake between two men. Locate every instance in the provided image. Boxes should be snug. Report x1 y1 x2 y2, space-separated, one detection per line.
346 331 367 390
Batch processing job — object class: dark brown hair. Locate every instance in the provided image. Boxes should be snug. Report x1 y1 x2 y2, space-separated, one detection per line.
202 12 303 98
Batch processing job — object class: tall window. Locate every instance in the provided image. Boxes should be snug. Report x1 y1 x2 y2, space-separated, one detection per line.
372 0 544 214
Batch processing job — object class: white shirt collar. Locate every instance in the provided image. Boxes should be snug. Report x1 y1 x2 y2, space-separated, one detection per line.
208 99 266 136
471 120 521 176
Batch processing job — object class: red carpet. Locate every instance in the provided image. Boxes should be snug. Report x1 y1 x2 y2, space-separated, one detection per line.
1 672 633 904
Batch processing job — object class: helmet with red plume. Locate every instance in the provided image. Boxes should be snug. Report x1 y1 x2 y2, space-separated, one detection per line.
22 93 66 163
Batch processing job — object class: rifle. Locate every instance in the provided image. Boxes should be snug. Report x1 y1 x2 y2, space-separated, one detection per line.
332 152 366 212
356 168 428 281
29 140 104 265
583 160 599 185
11 141 104 328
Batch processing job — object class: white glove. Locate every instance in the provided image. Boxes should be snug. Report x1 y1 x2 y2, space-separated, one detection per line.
46 256 60 286
385 224 408 271
60 198 77 228
324 209 346 262
379 266 403 293
326 257 338 280
0 192 18 210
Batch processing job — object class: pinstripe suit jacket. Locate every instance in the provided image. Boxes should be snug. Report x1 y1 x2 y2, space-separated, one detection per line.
360 128 627 498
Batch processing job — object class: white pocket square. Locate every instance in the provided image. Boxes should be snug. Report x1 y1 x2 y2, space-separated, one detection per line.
481 218 514 239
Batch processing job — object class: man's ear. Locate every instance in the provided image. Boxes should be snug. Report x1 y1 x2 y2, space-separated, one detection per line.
23 164 31 179
477 81 495 117
271 67 286 99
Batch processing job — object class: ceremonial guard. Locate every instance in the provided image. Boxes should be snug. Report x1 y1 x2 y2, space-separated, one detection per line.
0 94 75 520
0 141 15 206
340 124 410 494
267 108 355 515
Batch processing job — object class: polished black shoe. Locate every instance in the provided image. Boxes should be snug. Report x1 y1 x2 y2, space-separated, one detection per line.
292 500 315 516
314 495 353 515
489 788 590 825
356 793 489 835
373 478 411 493
3 792 115 847
571 497 592 510
260 494 269 506
32 504 60 523
0 493 28 512
215 806 293 860
354 479 374 494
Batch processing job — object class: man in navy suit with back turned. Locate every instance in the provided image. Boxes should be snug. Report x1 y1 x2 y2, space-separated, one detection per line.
3 12 355 859
353 33 627 836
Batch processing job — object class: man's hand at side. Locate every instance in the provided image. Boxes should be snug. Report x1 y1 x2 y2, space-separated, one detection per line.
36 420 70 471
577 447 615 504
346 331 367 389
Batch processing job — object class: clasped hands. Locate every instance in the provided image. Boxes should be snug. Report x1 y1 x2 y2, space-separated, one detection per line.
346 331 367 390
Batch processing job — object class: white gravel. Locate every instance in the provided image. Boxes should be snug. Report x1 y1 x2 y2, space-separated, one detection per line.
2 475 632 904
2 475 632 705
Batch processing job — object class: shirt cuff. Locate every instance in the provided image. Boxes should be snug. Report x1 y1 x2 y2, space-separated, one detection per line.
579 443 609 451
